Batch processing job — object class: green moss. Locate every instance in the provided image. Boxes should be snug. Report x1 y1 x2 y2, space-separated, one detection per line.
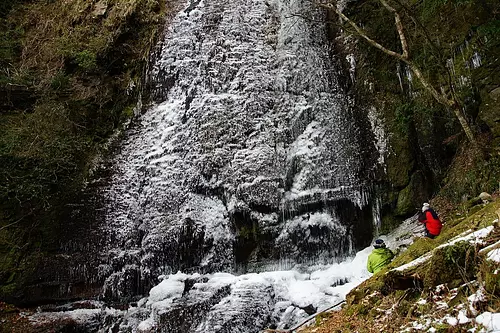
390 237 436 268
480 255 500 295
0 283 17 297
74 50 97 72
379 214 402 235
344 303 371 316
50 71 70 90
395 171 430 216
468 205 484 215
314 312 331 326
441 152 498 202
347 270 412 305
122 105 135 119
432 322 455 332
423 241 478 288
439 201 499 242
385 138 412 187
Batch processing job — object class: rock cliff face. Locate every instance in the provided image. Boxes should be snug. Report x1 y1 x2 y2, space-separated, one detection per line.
1 0 499 330
96 0 380 300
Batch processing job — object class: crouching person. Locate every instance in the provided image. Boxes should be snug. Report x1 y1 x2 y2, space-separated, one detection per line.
367 239 394 274
418 202 442 239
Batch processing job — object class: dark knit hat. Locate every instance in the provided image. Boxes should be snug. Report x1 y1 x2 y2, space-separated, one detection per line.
374 239 386 248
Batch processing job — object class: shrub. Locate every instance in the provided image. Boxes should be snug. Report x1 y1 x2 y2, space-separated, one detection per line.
74 50 97 72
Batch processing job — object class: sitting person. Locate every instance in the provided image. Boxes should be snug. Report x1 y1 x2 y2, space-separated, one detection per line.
418 202 442 239
367 239 394 274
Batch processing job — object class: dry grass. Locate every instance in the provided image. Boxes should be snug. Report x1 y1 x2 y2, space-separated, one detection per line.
11 0 165 89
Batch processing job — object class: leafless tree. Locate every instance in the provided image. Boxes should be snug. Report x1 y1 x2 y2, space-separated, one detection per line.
313 0 476 143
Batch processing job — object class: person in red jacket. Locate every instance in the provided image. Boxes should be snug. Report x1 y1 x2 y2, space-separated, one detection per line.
418 202 442 239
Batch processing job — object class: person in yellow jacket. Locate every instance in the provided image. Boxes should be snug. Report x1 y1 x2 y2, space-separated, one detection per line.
367 239 394 274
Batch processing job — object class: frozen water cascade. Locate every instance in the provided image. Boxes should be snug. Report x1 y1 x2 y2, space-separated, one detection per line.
29 217 421 332
99 0 377 300
43 0 384 331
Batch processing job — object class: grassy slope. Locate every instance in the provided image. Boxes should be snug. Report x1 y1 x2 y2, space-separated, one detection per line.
301 200 500 332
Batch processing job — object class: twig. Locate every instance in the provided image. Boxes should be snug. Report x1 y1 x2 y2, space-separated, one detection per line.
0 212 32 231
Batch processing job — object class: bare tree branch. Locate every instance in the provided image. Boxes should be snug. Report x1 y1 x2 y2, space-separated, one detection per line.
314 1 407 62
391 0 442 61
379 0 409 59
313 0 476 143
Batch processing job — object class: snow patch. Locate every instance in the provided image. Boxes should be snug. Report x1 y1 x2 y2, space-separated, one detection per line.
486 248 500 263
475 312 500 331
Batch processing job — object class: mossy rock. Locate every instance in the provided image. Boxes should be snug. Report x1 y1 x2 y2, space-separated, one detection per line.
468 205 484 216
465 196 484 209
379 214 402 235
396 185 414 216
385 127 413 189
390 237 436 268
423 241 478 288
346 270 422 305
395 171 429 216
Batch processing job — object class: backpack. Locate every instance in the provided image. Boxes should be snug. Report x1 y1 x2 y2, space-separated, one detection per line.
417 211 426 222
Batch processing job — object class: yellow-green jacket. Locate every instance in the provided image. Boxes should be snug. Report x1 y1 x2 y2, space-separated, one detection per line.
367 248 394 274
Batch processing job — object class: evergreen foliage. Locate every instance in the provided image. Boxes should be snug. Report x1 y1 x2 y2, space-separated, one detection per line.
0 0 167 300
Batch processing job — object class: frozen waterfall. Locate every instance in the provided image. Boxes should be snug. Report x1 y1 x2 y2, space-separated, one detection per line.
87 0 380 330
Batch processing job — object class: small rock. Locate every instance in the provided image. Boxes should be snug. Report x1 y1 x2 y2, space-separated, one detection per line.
92 1 108 18
479 192 492 203
489 87 500 101
298 304 317 315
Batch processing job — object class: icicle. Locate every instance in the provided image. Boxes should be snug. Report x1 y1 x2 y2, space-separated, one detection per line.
471 52 482 69
346 54 356 83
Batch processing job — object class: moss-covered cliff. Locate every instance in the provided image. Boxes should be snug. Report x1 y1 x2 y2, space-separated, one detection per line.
335 0 500 228
298 0 500 330
0 0 169 304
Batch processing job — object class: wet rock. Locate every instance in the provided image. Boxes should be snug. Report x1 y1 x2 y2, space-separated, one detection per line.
156 284 232 333
297 304 316 315
194 278 275 333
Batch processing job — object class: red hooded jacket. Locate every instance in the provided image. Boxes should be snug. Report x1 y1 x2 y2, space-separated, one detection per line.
422 208 442 236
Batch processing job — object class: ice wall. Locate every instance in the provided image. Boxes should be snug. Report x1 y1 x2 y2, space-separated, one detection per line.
99 0 378 301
